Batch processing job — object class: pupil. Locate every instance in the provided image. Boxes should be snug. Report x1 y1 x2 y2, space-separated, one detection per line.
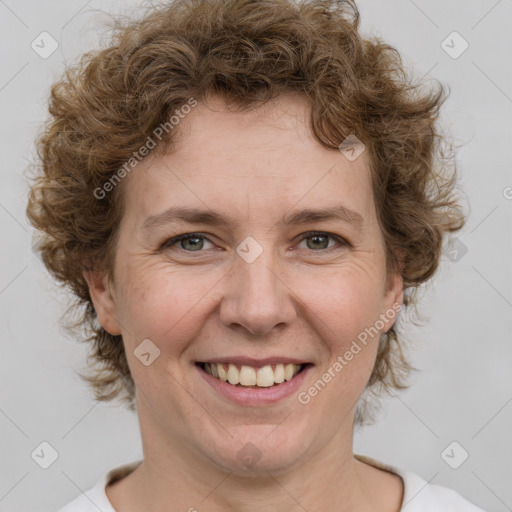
308 235 328 250
184 237 202 250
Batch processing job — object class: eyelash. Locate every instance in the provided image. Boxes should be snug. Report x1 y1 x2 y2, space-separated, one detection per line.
160 231 349 254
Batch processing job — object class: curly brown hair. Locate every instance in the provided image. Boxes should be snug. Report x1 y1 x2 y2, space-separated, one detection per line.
26 0 467 423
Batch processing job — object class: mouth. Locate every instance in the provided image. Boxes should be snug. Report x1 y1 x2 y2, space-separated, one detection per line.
196 361 311 388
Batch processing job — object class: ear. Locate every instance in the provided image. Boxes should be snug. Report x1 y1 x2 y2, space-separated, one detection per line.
83 269 122 336
381 249 405 333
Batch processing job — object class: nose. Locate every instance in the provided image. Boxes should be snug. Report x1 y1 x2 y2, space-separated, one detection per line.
219 249 297 337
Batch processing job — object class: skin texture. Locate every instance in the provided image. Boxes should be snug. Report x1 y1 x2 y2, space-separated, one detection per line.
85 93 404 511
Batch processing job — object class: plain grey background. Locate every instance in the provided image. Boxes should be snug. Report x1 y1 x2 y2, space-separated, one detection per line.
1 1 511 511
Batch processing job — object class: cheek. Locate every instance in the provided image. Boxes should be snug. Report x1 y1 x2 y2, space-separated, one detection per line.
296 266 385 406
114 262 221 351
299 263 386 342
301 271 383 409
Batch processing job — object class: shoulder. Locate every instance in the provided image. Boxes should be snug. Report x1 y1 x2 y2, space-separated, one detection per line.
399 469 486 511
354 454 486 512
57 460 142 512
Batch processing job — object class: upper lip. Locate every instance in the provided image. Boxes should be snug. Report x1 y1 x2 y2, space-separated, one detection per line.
198 357 311 368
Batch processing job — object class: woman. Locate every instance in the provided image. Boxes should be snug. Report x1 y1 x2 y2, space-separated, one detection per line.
27 0 484 510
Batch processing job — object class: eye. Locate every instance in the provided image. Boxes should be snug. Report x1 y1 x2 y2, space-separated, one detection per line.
296 231 348 251
161 233 214 252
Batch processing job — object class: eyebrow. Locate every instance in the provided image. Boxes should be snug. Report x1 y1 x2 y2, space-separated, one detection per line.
142 204 364 231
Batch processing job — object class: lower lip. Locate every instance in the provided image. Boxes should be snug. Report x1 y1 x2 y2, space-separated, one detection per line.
196 364 312 406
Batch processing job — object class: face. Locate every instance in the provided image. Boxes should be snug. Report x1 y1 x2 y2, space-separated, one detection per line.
87 94 403 475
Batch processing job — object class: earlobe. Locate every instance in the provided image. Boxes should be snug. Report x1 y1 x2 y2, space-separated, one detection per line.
83 270 122 336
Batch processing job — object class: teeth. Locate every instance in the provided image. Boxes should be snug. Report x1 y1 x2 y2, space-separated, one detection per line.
203 362 303 387
274 364 285 383
240 365 257 386
218 364 228 382
227 364 240 385
256 365 275 387
284 364 295 381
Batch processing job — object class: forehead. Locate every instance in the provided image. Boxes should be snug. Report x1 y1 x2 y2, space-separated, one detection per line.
122 94 375 227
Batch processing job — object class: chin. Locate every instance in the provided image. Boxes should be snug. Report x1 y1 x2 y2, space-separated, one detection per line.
204 422 314 476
